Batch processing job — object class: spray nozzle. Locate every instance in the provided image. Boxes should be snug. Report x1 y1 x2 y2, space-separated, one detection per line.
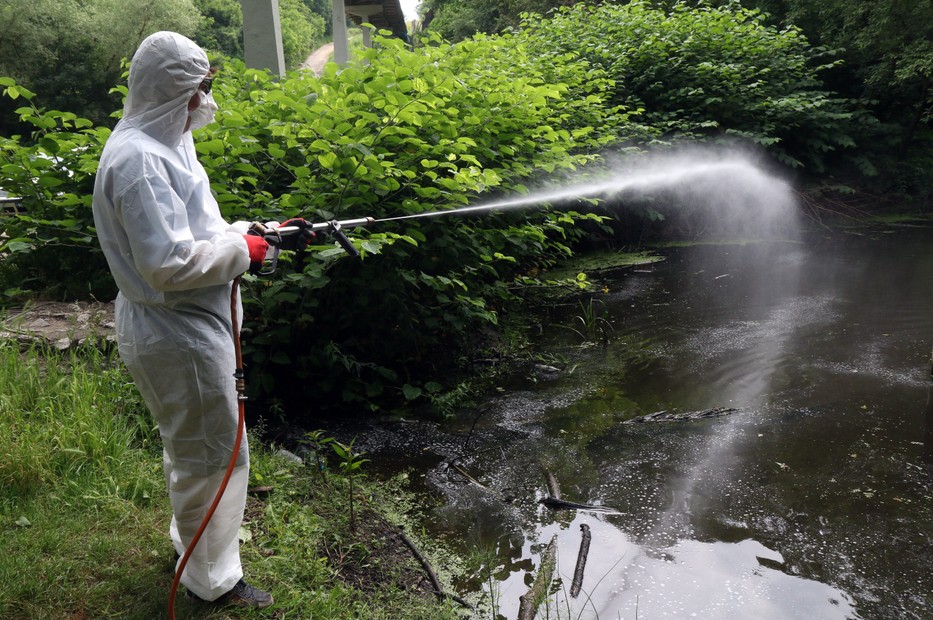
324 220 360 261
249 217 372 275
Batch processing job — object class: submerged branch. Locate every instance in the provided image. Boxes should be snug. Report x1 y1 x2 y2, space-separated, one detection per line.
396 525 475 611
624 407 738 424
397 526 443 594
451 463 488 490
570 523 591 598
517 534 558 620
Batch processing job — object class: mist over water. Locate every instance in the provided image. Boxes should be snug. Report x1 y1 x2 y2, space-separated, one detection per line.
597 145 800 239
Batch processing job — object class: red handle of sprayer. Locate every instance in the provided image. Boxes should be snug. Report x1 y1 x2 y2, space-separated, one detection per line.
251 219 367 273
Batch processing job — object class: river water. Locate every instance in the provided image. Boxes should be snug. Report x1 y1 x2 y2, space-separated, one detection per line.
352 225 933 619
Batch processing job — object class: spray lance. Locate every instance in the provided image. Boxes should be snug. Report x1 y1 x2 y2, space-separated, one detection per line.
243 188 606 275
241 202 528 274
242 187 614 276
246 216 375 273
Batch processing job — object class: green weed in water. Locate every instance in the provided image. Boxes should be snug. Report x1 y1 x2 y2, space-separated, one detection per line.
560 298 615 345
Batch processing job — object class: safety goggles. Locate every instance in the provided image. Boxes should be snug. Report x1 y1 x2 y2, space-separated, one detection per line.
198 67 218 95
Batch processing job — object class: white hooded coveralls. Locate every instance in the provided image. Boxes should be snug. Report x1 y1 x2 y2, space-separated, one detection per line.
92 31 252 601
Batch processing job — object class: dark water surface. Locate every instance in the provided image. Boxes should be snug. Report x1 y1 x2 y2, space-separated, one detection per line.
355 226 933 619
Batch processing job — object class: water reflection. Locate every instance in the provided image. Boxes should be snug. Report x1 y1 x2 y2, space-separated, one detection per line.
355 228 933 619
602 535 855 619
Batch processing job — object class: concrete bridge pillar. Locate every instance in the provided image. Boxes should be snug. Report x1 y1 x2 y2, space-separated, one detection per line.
240 0 286 76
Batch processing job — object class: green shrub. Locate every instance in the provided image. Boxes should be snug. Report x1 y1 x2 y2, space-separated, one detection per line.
0 32 620 413
0 79 115 300
197 33 617 410
517 1 871 173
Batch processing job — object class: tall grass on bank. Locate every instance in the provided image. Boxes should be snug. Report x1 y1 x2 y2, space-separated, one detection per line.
0 343 160 503
0 343 171 619
0 343 467 619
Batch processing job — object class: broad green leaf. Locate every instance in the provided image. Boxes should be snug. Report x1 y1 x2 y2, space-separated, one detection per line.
402 384 422 400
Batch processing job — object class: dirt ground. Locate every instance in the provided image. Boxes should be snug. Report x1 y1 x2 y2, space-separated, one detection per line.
0 300 115 349
300 42 334 75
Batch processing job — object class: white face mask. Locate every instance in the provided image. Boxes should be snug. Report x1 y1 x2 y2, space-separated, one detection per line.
188 91 218 131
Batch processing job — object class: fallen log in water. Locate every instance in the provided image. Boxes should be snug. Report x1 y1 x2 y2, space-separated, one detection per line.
546 470 562 500
540 471 625 514
538 496 625 514
540 496 605 511
623 407 738 424
517 534 558 620
570 523 591 599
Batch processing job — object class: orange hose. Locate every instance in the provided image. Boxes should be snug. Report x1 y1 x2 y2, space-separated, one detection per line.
168 275 246 619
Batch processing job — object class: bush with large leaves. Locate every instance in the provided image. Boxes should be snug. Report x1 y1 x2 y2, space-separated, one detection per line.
0 79 115 300
200 33 619 414
517 1 872 175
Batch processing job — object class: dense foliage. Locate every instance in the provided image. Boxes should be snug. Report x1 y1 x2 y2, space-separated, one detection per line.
201 33 618 412
518 2 869 175
0 0 331 133
0 82 114 299
0 2 895 416
0 32 621 414
0 0 201 129
727 0 932 147
420 0 575 42
742 0 933 198
424 0 933 200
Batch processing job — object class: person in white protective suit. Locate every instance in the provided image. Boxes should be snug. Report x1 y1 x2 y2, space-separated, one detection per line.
92 31 274 608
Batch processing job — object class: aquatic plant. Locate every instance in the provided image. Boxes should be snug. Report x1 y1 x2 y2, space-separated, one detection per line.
560 298 614 346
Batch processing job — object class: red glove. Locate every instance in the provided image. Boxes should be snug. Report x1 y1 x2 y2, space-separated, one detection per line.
278 218 316 251
280 218 310 228
243 233 269 263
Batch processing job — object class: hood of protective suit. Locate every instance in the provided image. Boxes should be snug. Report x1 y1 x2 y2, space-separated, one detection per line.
123 31 210 148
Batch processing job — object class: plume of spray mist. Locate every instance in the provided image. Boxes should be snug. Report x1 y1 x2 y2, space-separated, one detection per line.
600 145 800 241
379 144 800 241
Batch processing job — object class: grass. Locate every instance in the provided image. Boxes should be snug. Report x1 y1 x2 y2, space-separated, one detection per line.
0 343 467 620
